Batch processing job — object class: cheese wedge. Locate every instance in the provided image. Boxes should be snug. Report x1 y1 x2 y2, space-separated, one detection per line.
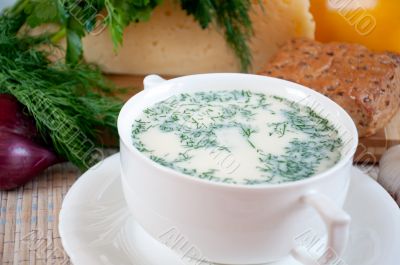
83 0 315 75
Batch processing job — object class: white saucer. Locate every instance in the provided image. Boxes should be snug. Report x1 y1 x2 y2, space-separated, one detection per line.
59 154 400 265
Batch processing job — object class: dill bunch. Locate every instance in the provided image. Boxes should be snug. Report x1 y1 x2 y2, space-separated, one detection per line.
0 14 123 170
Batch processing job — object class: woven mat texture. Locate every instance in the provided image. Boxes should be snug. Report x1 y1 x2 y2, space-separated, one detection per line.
0 162 80 265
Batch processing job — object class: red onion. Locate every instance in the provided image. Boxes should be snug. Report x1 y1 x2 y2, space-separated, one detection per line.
0 94 59 190
0 131 58 190
0 94 39 138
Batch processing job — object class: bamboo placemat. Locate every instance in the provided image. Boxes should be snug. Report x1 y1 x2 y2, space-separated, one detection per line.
0 147 118 265
0 163 80 265
0 162 79 265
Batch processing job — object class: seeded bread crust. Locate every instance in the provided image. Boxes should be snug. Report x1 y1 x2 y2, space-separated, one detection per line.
259 38 400 137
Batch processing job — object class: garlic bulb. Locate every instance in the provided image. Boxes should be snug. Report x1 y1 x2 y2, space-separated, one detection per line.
378 145 400 206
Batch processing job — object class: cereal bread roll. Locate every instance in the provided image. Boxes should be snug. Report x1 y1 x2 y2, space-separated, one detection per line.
259 38 400 137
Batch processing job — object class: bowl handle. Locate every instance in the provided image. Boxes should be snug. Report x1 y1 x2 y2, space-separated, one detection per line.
291 192 351 265
144 75 166 90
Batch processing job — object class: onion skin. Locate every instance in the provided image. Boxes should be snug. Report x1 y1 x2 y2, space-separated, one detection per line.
0 131 58 190
0 94 39 140
0 94 60 189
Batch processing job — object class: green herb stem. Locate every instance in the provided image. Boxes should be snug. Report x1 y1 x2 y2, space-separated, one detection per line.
51 28 66 44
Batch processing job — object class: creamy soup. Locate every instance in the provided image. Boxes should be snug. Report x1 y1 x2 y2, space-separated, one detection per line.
131 90 343 185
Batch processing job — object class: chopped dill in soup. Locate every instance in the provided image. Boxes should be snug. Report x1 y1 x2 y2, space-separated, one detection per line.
131 90 343 185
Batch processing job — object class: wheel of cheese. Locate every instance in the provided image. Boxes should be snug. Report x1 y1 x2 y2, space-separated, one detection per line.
83 0 315 75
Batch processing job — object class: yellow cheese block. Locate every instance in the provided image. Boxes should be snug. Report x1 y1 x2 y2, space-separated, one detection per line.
83 0 315 75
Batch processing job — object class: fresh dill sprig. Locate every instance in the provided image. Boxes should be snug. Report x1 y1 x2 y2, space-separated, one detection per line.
0 15 123 170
